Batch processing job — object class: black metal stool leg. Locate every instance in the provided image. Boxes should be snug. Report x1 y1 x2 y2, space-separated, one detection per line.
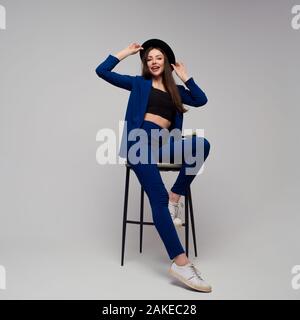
185 193 189 257
188 186 198 257
121 166 130 266
139 186 144 253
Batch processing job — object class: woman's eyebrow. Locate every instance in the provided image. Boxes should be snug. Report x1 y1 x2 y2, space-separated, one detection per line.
147 54 163 58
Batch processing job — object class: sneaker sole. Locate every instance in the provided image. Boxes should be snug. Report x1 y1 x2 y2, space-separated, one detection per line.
173 222 182 228
168 268 212 293
171 218 183 228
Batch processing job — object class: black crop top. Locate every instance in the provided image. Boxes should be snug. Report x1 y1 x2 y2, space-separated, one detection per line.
145 87 177 122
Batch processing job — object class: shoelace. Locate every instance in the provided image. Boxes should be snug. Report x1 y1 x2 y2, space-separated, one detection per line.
173 202 184 219
188 264 204 280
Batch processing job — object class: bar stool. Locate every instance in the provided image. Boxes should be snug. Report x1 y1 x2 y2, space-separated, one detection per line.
121 161 198 266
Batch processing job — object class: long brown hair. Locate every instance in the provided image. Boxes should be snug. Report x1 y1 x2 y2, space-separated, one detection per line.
141 47 188 114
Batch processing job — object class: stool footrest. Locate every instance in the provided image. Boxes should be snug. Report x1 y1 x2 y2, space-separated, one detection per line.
126 220 154 225
126 220 186 226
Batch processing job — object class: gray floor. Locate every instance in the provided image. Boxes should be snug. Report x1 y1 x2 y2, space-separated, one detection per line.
1 194 299 300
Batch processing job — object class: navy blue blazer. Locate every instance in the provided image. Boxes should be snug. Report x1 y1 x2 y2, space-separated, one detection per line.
95 54 208 159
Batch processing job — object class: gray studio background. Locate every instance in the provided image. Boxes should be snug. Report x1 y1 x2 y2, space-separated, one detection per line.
0 0 299 299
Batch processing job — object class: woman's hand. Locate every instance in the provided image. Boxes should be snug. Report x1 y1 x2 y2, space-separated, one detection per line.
115 43 144 61
126 42 144 55
171 62 189 83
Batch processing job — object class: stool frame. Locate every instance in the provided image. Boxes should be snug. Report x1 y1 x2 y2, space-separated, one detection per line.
121 162 198 266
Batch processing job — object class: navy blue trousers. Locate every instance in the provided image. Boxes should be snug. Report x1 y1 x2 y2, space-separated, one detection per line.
127 120 210 260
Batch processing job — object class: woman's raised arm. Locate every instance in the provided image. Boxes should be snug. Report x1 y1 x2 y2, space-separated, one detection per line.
95 43 144 91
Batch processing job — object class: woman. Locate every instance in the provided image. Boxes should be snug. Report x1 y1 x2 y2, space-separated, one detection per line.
95 39 212 293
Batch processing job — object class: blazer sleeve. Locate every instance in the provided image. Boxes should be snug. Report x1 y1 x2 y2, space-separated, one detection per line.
95 54 135 91
177 77 208 107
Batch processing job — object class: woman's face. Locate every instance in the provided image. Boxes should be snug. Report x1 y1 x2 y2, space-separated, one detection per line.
146 48 165 77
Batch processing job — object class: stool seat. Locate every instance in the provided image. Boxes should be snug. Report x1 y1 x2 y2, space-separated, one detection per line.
121 160 198 266
125 161 183 171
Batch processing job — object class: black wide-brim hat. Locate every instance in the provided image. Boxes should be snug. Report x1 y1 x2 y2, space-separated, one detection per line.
139 38 176 70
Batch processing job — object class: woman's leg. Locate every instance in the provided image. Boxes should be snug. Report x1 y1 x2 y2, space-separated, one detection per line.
127 148 185 261
160 135 211 197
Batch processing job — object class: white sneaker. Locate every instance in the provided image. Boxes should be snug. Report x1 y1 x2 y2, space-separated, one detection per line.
168 261 212 292
168 201 184 227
